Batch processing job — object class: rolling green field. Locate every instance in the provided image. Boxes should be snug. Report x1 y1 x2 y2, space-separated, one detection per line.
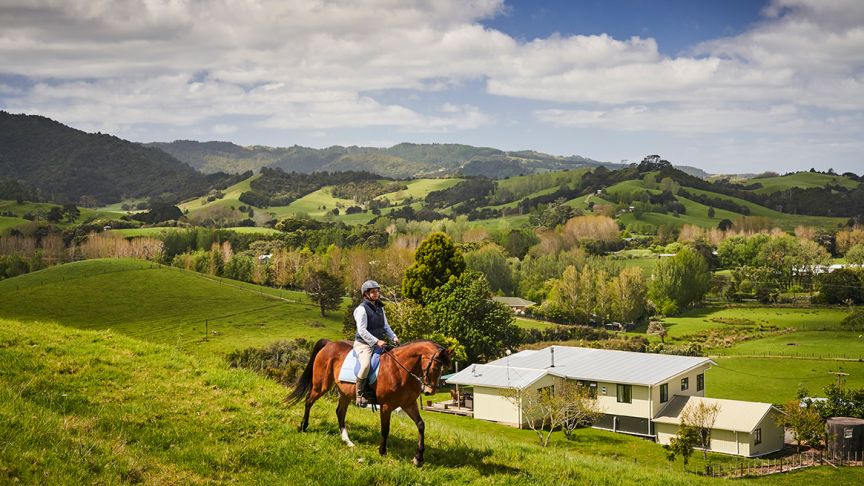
178 173 259 214
748 172 859 194
0 200 125 226
0 215 28 233
0 259 344 356
5 317 851 485
376 178 462 204
108 226 282 237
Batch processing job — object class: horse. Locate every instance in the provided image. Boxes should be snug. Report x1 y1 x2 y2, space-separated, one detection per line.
287 339 452 467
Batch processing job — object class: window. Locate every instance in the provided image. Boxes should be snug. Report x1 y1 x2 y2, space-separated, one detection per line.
538 385 555 398
697 373 704 392
617 384 632 403
754 428 762 445
601 386 607 395
660 383 668 403
578 380 598 398
681 377 689 391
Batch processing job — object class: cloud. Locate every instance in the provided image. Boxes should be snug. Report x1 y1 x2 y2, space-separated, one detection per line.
0 0 861 153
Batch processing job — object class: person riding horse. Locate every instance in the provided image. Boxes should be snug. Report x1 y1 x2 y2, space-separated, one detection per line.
353 280 399 406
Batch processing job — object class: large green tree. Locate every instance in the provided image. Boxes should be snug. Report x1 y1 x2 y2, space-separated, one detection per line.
303 269 344 316
649 247 711 313
426 271 519 362
401 232 466 304
464 244 515 295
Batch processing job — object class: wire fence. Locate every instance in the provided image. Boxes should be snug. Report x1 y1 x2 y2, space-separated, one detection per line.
711 350 864 361
704 449 863 478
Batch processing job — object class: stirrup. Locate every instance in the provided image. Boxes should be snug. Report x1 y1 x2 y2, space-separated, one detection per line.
355 395 369 408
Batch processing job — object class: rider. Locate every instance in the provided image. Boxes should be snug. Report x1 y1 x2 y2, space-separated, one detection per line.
354 280 399 406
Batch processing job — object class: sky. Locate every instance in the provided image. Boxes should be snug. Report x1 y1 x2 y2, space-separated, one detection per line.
0 0 862 174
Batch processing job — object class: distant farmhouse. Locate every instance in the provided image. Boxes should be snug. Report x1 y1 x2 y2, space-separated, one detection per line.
446 346 784 457
491 296 536 315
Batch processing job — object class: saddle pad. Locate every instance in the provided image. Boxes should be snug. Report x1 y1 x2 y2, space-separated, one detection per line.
338 348 381 384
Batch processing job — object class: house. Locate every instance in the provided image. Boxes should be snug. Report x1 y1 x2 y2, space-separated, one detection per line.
446 346 714 437
653 396 784 457
491 296 536 315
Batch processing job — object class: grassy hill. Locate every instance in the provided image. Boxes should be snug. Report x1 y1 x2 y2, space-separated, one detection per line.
749 172 860 194
0 259 343 356
9 317 859 484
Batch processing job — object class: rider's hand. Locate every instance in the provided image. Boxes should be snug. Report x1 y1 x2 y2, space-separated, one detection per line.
376 339 387 348
393 337 400 346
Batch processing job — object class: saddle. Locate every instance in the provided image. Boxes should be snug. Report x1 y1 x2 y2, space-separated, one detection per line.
338 347 383 385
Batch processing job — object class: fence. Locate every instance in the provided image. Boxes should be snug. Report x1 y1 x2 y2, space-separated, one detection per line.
705 450 863 478
711 350 864 361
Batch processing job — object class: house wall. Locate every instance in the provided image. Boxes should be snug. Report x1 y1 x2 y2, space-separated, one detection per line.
596 382 650 418
655 412 785 457
472 375 557 427
651 365 710 414
749 411 785 457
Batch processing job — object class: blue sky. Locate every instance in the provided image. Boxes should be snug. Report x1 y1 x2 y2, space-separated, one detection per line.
1 0 862 174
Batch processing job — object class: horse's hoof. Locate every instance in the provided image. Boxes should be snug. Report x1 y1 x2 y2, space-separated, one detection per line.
379 448 387 456
345 441 355 448
413 457 423 468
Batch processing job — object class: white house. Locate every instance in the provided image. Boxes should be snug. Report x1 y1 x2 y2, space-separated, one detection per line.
491 296 536 315
446 346 714 437
653 396 785 457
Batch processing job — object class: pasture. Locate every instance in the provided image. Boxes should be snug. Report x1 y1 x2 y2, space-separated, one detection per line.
748 172 859 194
0 215 28 234
0 259 344 356
0 200 125 226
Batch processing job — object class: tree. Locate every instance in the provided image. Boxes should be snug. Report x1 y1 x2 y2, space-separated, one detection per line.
707 207 715 218
778 399 824 452
401 232 466 305
45 206 64 223
682 400 721 459
664 424 699 470
846 244 864 265
841 309 864 331
463 244 516 295
62 204 80 223
649 247 711 312
426 271 518 363
717 219 733 231
506 380 601 447
816 268 864 304
611 266 649 324
304 270 344 316
647 320 667 343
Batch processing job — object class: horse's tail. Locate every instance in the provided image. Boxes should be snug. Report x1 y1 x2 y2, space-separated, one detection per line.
286 338 330 407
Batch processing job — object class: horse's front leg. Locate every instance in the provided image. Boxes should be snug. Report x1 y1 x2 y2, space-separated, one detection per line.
402 401 425 467
379 404 393 456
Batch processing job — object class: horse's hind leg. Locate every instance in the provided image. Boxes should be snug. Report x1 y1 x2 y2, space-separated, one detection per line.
300 384 329 432
336 391 354 447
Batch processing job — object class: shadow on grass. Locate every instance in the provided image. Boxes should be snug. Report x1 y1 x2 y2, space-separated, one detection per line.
321 421 521 475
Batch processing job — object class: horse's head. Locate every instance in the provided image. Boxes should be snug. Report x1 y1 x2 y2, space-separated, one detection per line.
421 346 453 395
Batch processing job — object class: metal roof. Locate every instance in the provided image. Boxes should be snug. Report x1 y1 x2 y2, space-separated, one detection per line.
484 346 714 386
652 396 780 433
446 346 713 389
491 296 537 307
445 364 548 390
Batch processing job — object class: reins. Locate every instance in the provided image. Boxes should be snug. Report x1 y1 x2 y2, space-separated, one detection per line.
383 346 446 388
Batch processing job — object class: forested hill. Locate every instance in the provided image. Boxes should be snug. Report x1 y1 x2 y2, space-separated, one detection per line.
0 112 231 205
148 140 624 178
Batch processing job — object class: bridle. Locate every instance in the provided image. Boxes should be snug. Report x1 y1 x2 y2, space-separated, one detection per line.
385 346 448 389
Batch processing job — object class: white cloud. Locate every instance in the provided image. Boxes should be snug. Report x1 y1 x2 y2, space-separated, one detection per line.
0 0 861 165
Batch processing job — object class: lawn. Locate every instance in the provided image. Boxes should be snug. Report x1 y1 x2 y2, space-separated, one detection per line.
514 317 558 330
0 259 345 357
658 306 850 339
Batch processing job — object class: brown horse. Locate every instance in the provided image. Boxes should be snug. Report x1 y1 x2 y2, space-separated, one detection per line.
287 339 452 466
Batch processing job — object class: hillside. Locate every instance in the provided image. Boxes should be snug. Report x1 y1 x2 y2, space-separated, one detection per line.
747 172 860 194
0 112 230 205
1 317 751 485
148 140 619 178
0 259 342 356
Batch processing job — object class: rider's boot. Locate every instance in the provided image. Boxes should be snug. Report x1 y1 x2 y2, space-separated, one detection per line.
355 378 369 407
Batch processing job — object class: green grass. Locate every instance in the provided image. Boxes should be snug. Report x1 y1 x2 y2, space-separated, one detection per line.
608 249 661 273
713 331 864 359
376 178 462 204
277 187 374 224
0 215 28 233
178 173 259 214
0 200 125 226
748 172 860 194
108 226 282 237
1 317 796 485
514 317 558 330
659 306 850 340
706 357 864 404
0 259 344 357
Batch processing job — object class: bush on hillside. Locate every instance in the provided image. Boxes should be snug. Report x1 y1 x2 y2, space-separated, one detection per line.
226 339 311 386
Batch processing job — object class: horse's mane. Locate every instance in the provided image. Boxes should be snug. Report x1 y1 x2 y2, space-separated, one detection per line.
399 339 451 367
